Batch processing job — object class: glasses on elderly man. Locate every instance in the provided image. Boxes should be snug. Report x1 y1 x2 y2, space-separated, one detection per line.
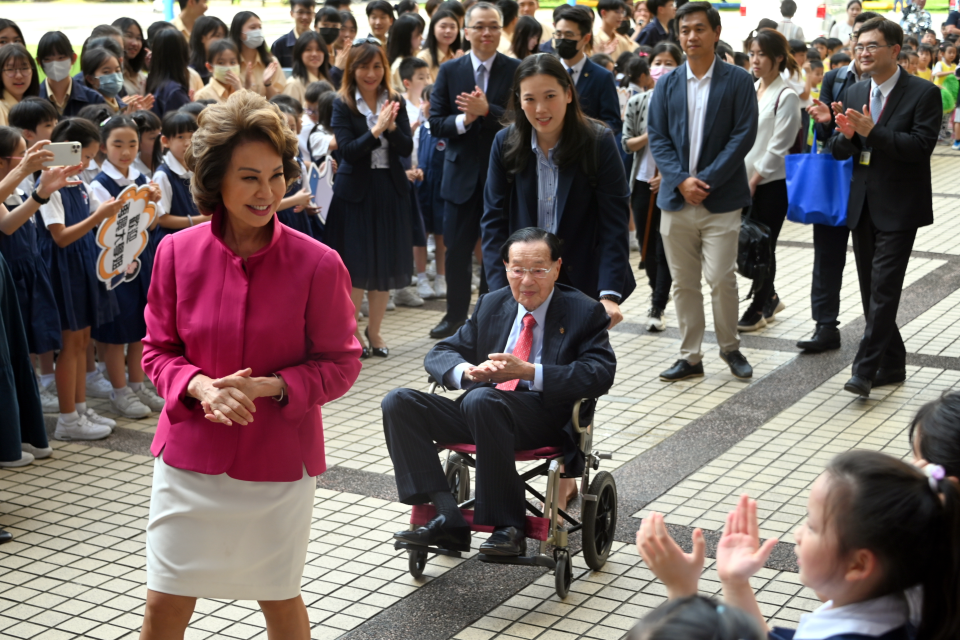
505 266 555 279
352 36 383 46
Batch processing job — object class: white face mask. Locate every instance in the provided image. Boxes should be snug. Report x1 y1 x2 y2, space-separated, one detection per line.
43 59 73 82
244 28 265 49
213 64 240 82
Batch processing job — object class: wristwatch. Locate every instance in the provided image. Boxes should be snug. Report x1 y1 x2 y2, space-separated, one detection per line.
31 190 50 205
599 294 621 304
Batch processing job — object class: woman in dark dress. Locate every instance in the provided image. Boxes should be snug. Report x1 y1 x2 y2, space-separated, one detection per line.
324 37 412 358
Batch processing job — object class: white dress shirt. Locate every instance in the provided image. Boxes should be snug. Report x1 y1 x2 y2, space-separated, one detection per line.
355 88 391 169
89 159 164 218
870 66 901 116
445 287 555 391
455 51 497 135
565 54 588 86
792 593 908 640
152 151 192 217
686 58 716 179
744 76 801 184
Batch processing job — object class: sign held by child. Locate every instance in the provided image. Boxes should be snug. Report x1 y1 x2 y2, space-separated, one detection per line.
95 184 158 289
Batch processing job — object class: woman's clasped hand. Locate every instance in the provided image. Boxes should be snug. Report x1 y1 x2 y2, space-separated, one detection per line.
188 368 286 426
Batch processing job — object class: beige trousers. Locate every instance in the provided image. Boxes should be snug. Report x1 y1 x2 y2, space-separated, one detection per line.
660 204 742 365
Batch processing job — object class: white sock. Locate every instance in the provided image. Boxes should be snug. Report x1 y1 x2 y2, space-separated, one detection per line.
111 386 130 401
40 373 55 388
96 361 107 374
76 402 87 414
86 370 100 382
129 382 143 392
59 411 79 424
435 274 446 283
417 272 428 282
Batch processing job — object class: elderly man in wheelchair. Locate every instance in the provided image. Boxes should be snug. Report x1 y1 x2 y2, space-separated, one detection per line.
382 227 617 564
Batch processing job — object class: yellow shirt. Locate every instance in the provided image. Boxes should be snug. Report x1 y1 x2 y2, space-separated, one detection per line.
934 62 957 87
0 93 20 127
172 15 192 40
242 54 287 97
593 29 638 59
187 66 204 94
282 72 321 104
193 77 229 103
417 47 454 82
497 31 513 55
916 67 933 81
44 79 73 115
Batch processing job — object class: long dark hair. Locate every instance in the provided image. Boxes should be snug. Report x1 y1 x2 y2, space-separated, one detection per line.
424 8 461 68
230 11 272 66
512 15 542 59
910 392 960 479
0 44 40 101
188 16 227 77
386 13 424 64
338 41 397 113
0 19 25 46
145 29 190 95
825 450 960 640
502 53 600 175
130 109 163 170
112 18 147 75
292 31 332 84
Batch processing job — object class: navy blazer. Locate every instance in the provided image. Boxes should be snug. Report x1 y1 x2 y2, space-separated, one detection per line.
575 57 622 134
150 80 190 119
429 52 521 205
425 283 616 476
824 71 941 232
481 126 636 301
39 77 105 117
271 30 298 69
648 56 758 213
330 95 413 203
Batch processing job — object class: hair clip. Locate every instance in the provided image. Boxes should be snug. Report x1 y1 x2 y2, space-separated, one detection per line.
100 116 111 127
926 464 946 492
637 51 649 57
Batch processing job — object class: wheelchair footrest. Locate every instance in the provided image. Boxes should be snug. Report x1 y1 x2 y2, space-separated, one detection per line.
479 553 556 570
394 540 463 559
411 505 551 542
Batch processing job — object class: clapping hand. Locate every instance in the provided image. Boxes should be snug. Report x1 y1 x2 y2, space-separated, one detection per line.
807 99 832 124
716 494 778 586
263 60 281 87
636 512 705 599
372 100 400 137
456 87 489 125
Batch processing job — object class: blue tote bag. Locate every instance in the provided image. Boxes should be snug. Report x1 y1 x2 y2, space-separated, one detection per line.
785 132 853 227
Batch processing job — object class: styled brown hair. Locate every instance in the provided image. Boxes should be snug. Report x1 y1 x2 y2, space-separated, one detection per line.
751 28 801 76
185 90 300 214
336 41 397 114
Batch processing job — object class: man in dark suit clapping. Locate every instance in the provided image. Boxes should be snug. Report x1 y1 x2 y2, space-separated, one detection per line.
825 18 941 397
383 228 616 557
428 1 522 340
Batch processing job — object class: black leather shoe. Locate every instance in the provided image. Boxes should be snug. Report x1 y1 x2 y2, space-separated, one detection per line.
360 346 371 359
365 327 388 357
659 359 704 382
430 318 465 339
0 528 11 545
873 367 906 387
844 375 872 397
796 325 841 353
720 350 753 379
393 515 471 552
479 526 526 557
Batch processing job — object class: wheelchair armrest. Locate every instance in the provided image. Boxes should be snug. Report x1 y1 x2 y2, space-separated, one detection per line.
571 398 596 434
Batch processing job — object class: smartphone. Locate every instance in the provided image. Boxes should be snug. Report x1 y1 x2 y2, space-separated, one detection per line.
43 142 82 168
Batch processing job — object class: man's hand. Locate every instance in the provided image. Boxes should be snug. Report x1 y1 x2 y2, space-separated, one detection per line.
844 104 875 138
456 87 489 126
464 353 535 384
678 176 709 206
600 298 623 329
834 111 856 139
807 99 832 124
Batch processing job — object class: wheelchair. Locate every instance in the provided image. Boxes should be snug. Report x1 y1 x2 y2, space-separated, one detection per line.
393 379 619 598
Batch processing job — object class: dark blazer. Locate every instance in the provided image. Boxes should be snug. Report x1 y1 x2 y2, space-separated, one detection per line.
330 95 413 203
648 56 758 213
481 126 636 301
429 52 521 205
271 30 298 69
425 283 616 475
824 71 941 232
574 57 622 134
814 64 860 143
39 77 105 117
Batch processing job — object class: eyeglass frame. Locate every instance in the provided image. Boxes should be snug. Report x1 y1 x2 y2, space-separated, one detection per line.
853 43 894 54
2 65 32 77
504 265 556 279
465 25 504 33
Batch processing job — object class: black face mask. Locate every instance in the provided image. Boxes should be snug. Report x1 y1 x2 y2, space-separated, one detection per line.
555 38 580 60
617 19 634 36
319 27 341 45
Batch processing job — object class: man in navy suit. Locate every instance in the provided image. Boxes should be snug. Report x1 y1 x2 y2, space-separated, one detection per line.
428 2 522 340
647 1 758 383
552 5 623 136
384 228 616 557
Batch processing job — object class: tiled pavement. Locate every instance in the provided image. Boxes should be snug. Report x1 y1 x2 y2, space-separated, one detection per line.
3 150 960 639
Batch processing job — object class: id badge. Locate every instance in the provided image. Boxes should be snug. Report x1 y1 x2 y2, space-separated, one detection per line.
860 150 872 166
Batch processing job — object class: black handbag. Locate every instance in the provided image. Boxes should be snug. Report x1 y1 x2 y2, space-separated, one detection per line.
737 205 772 299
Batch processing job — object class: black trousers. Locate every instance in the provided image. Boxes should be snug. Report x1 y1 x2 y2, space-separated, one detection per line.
851 205 916 379
442 176 488 324
746 179 788 314
631 181 672 310
811 223 851 328
382 386 568 529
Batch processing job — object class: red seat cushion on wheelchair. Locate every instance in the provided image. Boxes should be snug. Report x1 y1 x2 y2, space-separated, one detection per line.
437 443 563 461
410 504 551 542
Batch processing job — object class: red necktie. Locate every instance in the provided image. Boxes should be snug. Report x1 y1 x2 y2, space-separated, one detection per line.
496 313 536 391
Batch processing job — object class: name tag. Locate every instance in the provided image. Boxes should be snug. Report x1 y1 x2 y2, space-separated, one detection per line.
860 150 871 166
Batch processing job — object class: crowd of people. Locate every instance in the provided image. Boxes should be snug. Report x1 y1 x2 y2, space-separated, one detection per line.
0 0 957 637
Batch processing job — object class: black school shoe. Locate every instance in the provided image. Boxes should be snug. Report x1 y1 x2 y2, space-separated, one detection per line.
660 359 705 382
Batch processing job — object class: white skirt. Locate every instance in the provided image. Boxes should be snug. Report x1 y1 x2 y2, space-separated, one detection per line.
146 454 316 601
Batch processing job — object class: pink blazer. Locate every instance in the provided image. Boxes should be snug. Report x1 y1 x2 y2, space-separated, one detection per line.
143 208 362 482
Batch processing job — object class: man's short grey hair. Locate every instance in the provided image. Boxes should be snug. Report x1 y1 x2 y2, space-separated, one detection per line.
466 1 503 25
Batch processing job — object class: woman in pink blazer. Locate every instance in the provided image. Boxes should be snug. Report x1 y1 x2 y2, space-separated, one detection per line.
139 91 362 640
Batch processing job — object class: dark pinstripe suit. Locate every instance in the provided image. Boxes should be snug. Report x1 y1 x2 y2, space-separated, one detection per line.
381 284 616 528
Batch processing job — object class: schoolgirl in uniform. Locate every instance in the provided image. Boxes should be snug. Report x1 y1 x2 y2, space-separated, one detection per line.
275 104 320 238
152 110 210 247
87 115 164 420
130 109 162 178
36 118 123 440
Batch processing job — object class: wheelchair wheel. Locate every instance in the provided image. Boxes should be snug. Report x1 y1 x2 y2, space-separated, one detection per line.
554 549 572 599
444 453 471 501
408 549 428 579
581 471 618 571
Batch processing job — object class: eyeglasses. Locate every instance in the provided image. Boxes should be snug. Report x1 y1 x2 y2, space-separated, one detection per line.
505 266 555 279
352 36 383 46
853 43 893 54
465 25 503 33
2 66 31 77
